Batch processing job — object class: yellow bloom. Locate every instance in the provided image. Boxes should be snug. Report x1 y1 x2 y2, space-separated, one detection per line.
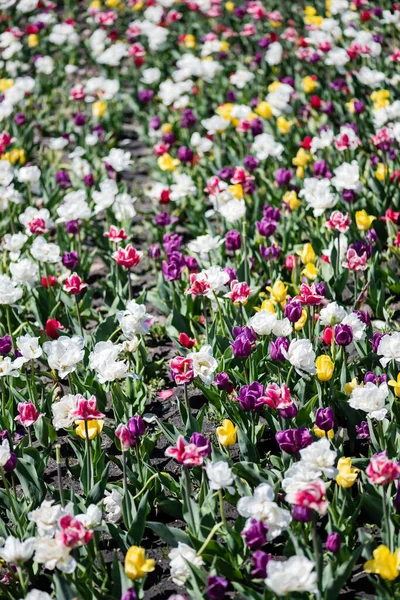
125 546 155 580
298 243 316 265
158 153 180 172
296 166 305 179
255 299 275 313
355 210 376 231
294 308 307 331
283 191 301 211
364 545 400 581
313 425 334 439
28 34 39 48
304 5 317 16
336 457 359 488
346 99 357 114
268 81 282 93
316 355 334 381
302 76 317 94
344 378 358 396
216 419 237 446
106 0 120 7
1 149 25 165
75 419 104 440
254 101 273 120
302 263 318 280
92 101 107 119
228 184 243 200
132 0 144 9
161 123 172 134
292 148 311 168
220 41 229 53
388 374 400 398
184 34 196 49
225 1 234 11
266 280 288 304
375 163 388 181
0 79 14 92
277 117 294 135
370 89 390 111
90 0 101 7
216 103 234 120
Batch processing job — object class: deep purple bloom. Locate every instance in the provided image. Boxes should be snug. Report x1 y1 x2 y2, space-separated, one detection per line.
55 170 71 189
260 244 281 261
225 230 241 252
256 218 277 237
190 433 211 457
0 335 12 355
275 168 292 187
180 109 196 128
177 146 194 163
315 282 326 296
206 575 228 600
121 589 137 600
14 113 26 126
231 335 253 359
353 100 365 114
313 160 331 179
284 300 302 323
269 337 289 362
164 232 183 255
326 532 342 553
218 166 234 180
251 550 271 578
62 251 79 271
342 189 356 203
364 371 377 385
243 519 268 549
128 416 146 441
263 205 280 221
3 452 17 473
65 220 81 235
150 115 161 130
365 229 378 244
243 155 259 171
292 505 314 522
279 403 298 419
185 256 199 273
74 113 86 126
84 173 94 187
214 372 234 393
226 90 237 102
355 421 370 440
163 132 175 145
162 254 185 281
138 89 154 103
315 407 335 432
232 326 256 342
275 427 312 454
353 310 370 326
334 324 353 346
370 332 384 353
237 382 265 412
148 243 161 259
251 118 263 136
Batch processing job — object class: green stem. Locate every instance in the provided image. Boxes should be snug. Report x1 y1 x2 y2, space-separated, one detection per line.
197 522 224 555
56 444 64 507
218 489 227 530
183 467 196 532
135 444 143 482
312 516 322 598
75 295 84 337
84 420 91 488
0 467 21 535
202 296 209 343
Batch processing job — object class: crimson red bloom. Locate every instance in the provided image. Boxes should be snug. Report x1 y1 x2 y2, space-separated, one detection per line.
41 275 57 288
44 318 64 339
178 332 196 349
112 245 142 269
64 273 87 295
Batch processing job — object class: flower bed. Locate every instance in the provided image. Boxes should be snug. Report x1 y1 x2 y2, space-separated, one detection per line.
0 0 400 599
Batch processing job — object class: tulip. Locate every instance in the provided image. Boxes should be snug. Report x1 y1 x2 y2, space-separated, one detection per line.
336 457 359 488
216 419 237 446
315 408 335 432
315 355 334 381
251 550 271 578
64 273 87 295
275 427 312 455
334 324 353 346
243 519 268 549
326 533 342 553
125 546 155 580
266 280 288 304
75 419 104 440
207 575 229 600
364 546 400 581
388 374 400 398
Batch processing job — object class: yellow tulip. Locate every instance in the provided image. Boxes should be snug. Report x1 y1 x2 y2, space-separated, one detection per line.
370 89 390 111
298 243 316 265
344 377 358 396
255 101 273 120
336 457 359 488
161 123 173 134
216 419 237 446
364 545 400 581
302 76 317 94
157 153 180 172
292 148 311 167
315 355 334 382
220 41 229 53
296 166 305 179
28 34 39 48
92 101 107 119
355 210 376 231
184 34 196 49
313 425 334 439
225 1 234 10
228 184 243 200
0 79 14 92
254 299 275 313
283 191 301 211
216 103 234 120
75 419 104 440
266 280 288 304
375 163 388 181
125 546 155 580
276 117 294 135
302 263 318 280
294 308 308 331
388 374 400 398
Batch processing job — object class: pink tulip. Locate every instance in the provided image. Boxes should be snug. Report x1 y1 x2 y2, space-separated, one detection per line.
64 273 87 295
69 395 105 421
112 245 142 269
57 515 93 548
366 451 400 486
104 226 127 243
165 435 205 467
15 402 41 427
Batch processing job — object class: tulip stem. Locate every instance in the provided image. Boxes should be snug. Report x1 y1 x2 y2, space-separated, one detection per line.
122 450 128 496
84 420 91 488
17 566 27 597
218 489 228 531
75 295 84 337
202 297 209 343
382 485 393 552
242 221 249 283
312 516 322 597
197 522 224 555
27 426 32 447
183 467 196 532
135 444 143 482
55 444 64 507
0 467 21 535
183 383 190 416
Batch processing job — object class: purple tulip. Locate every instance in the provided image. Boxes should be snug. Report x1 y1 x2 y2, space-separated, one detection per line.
65 220 81 235
260 244 281 261
243 519 268 549
279 403 298 419
256 218 277 237
370 333 385 353
128 416 146 441
55 170 71 189
342 189 356 203
284 300 302 323
231 335 253 359
237 382 265 412
206 575 228 600
190 433 211 457
214 372 234 392
218 166 234 180
326 532 342 553
275 427 312 454
353 100 365 114
74 113 86 126
315 407 334 431
0 335 12 355
251 118 263 136
263 205 280 221
225 230 241 252
150 115 161 130
180 109 196 128
243 155 259 171
177 146 193 163
84 173 94 187
355 421 370 440
62 251 79 271
269 337 289 363
292 505 314 522
138 89 154 103
121 589 137 600
275 168 292 187
148 243 161 259
334 324 353 346
251 550 271 578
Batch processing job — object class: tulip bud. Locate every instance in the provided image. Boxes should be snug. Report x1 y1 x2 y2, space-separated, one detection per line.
325 532 342 553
